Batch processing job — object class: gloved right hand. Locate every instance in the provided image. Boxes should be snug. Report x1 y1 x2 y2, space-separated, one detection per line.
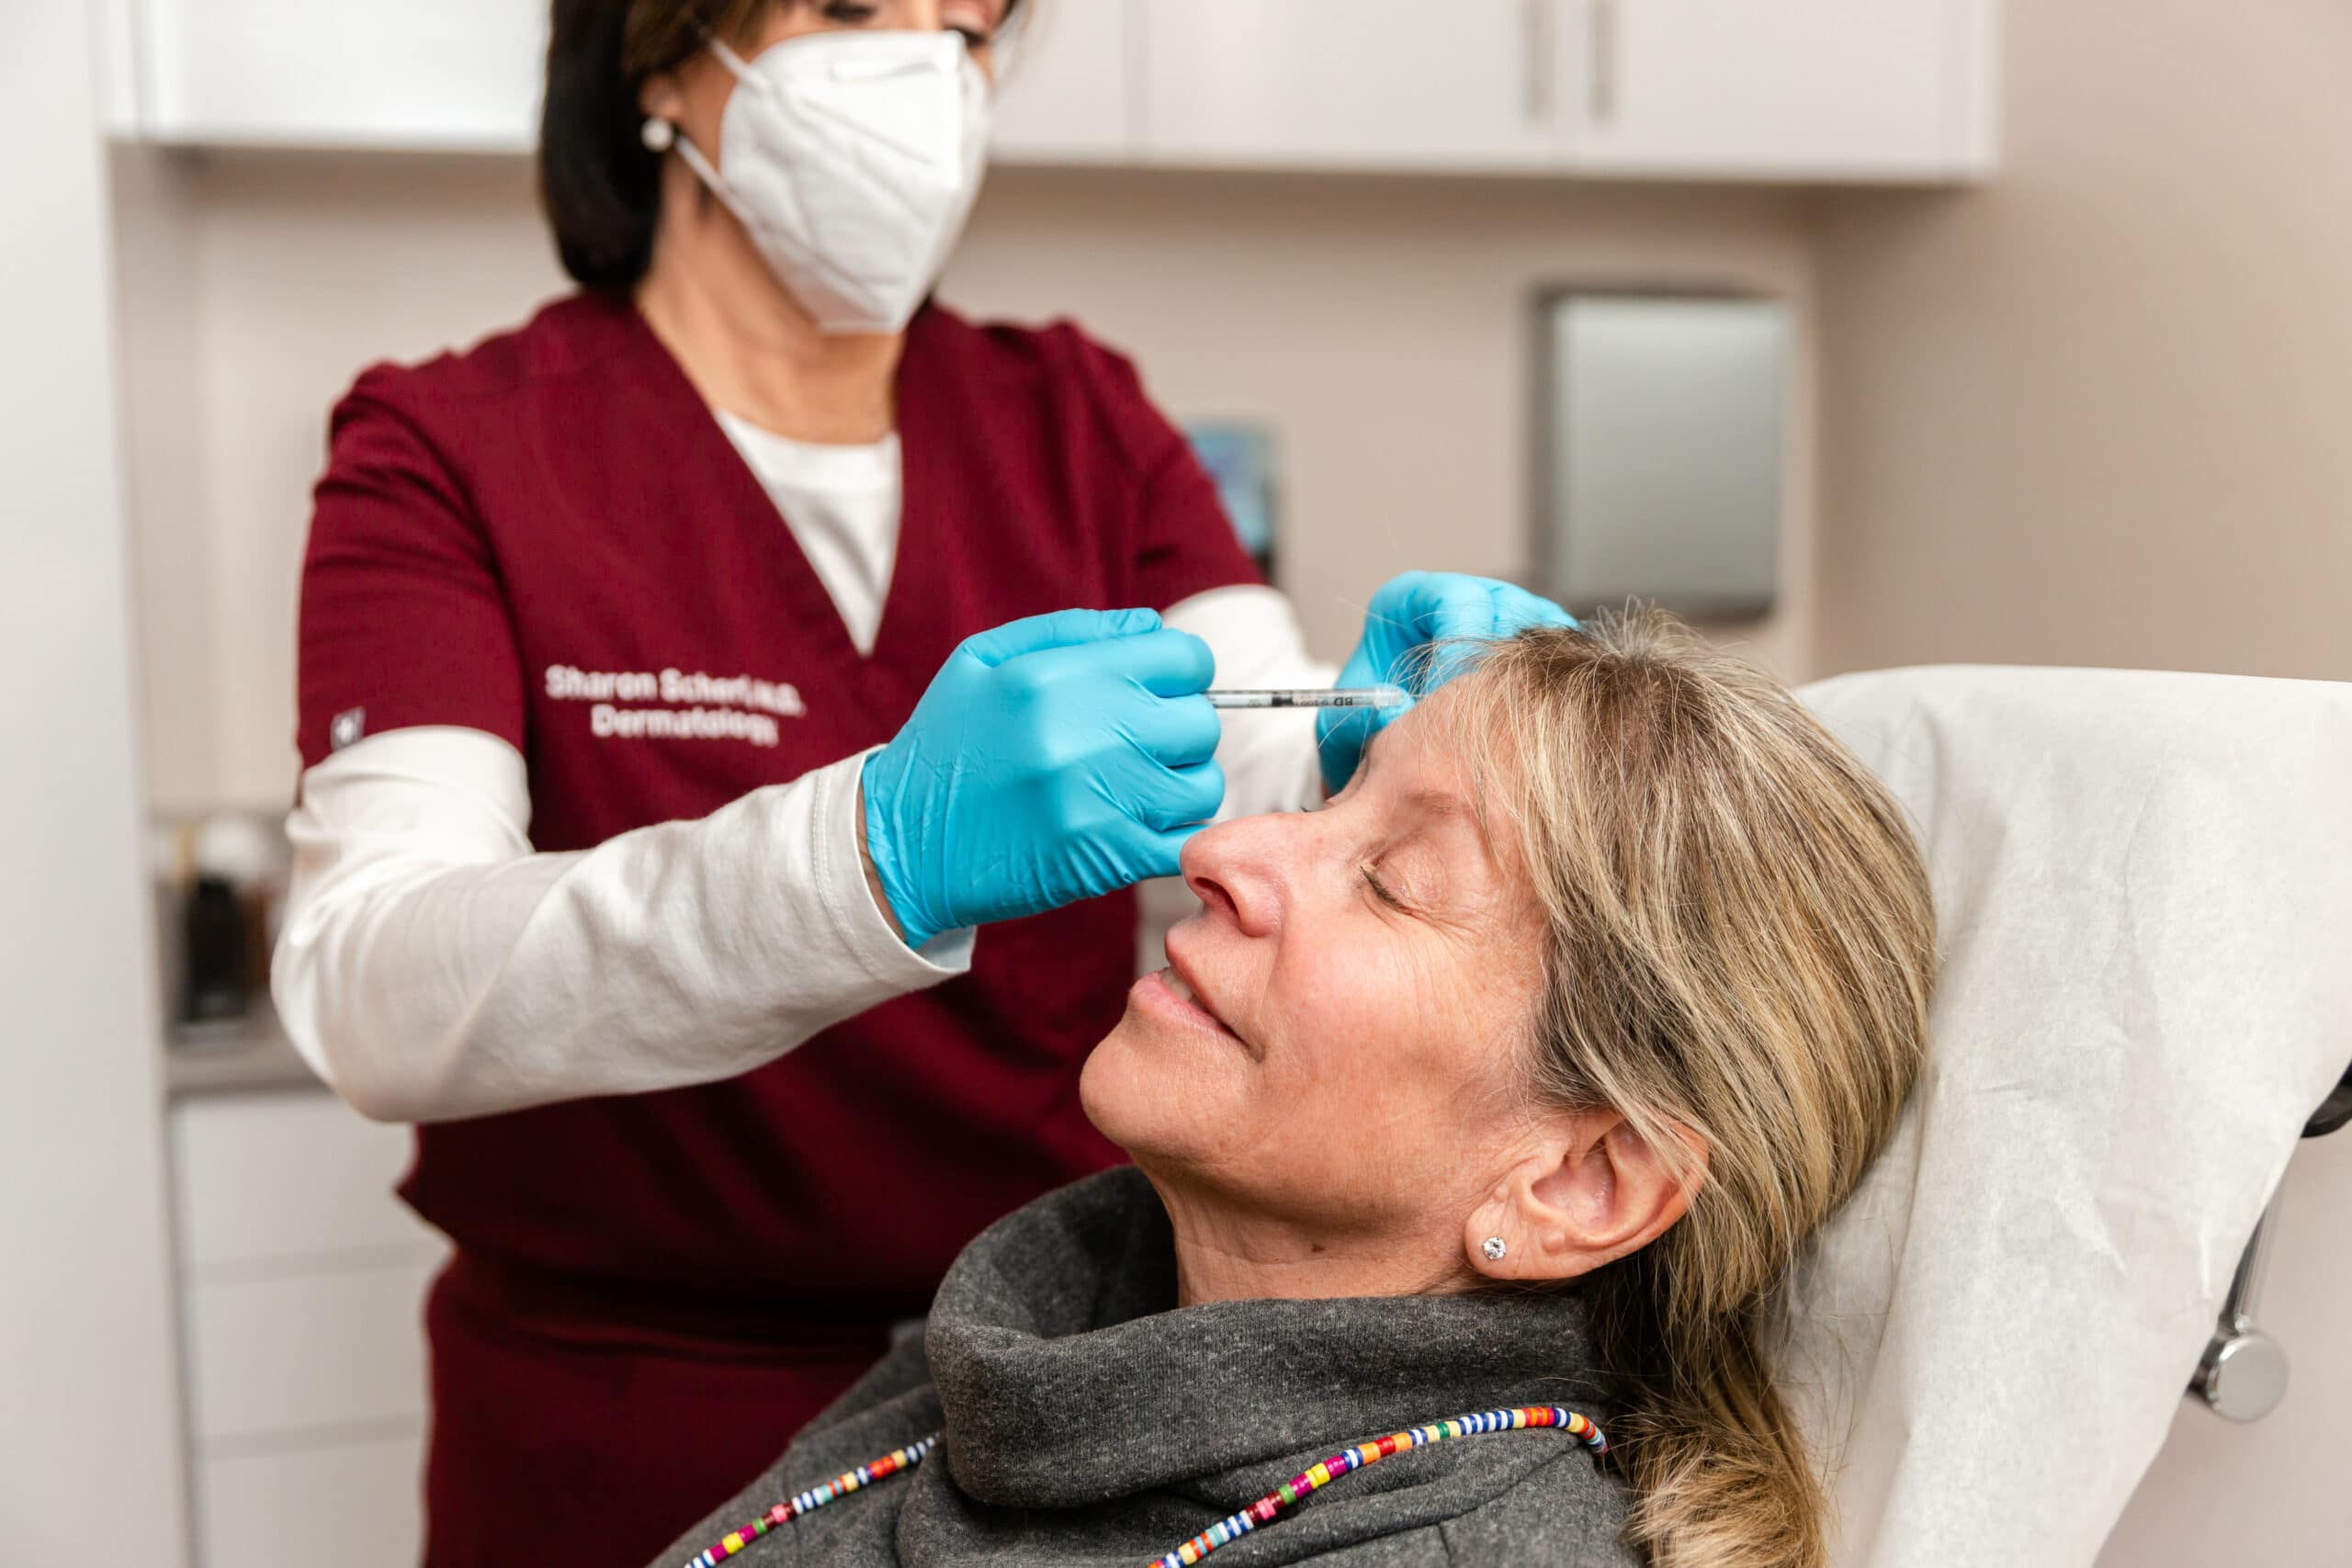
859 608 1224 949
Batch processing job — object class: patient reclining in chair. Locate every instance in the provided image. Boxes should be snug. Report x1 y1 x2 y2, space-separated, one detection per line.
654 611 1939 1568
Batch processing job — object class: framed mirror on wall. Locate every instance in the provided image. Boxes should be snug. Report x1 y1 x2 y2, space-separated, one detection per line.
1532 289 1792 621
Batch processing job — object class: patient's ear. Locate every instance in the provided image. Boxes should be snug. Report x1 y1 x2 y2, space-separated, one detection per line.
1464 1111 1706 1283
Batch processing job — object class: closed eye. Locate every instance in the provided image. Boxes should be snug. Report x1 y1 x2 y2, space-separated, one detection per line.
1360 862 1407 910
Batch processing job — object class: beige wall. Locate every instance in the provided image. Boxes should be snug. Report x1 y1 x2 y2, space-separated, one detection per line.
951 170 1816 673
118 151 568 813
118 153 1813 809
1811 0 2352 682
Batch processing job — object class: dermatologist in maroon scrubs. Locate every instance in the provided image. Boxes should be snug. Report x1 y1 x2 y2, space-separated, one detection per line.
275 3 1575 1564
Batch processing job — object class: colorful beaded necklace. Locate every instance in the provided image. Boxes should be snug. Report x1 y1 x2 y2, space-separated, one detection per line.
680 1403 1608 1568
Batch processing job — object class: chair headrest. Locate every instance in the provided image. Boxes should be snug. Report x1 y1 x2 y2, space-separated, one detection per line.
1784 664 2352 1567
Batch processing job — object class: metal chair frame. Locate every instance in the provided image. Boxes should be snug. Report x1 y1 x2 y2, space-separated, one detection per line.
2191 1062 2352 1421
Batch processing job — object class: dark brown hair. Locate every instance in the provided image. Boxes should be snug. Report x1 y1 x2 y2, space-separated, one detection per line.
538 1 1025 289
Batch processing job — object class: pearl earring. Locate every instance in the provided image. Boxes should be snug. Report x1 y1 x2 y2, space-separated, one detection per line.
1482 1236 1508 1261
641 117 676 152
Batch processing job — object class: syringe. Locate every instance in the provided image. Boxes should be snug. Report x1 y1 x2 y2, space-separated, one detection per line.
1204 687 1408 710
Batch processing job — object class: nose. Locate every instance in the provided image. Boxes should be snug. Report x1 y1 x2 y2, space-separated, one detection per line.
1181 812 1306 939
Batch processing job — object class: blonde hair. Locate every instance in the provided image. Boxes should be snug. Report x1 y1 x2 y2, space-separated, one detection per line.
1440 610 1937 1568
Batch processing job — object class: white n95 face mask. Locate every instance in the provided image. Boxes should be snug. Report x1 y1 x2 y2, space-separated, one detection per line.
666 30 991 335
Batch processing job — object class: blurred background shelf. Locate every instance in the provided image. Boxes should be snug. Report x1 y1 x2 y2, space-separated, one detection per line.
166 1004 319 1099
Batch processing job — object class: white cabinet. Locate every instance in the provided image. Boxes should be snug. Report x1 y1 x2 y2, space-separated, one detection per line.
185 1262 441 1440
1140 0 1561 172
992 0 1139 163
170 1092 446 1568
1557 0 1996 179
200 1434 426 1568
135 0 544 150
1134 0 1993 179
173 1085 442 1264
129 0 1131 164
111 0 1997 182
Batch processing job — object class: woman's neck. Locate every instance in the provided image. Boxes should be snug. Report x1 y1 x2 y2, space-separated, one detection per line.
634 179 903 445
1143 1167 1479 1306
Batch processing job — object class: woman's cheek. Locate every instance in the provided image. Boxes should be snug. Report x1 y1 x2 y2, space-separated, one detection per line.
1278 943 1417 1078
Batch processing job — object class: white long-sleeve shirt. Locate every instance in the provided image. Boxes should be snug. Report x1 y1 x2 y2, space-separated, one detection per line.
274 419 1335 1123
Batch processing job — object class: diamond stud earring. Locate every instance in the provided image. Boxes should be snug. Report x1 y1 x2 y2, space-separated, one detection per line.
1482 1236 1508 1261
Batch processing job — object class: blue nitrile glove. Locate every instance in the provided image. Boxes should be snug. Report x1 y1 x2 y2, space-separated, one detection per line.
1317 572 1579 795
861 608 1224 948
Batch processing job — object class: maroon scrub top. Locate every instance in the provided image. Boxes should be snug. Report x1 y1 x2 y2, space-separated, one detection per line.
294 292 1260 1567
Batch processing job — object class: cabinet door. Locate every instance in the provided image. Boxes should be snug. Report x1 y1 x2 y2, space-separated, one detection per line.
1140 0 1562 172
139 0 544 150
201 1435 425 1568
1559 0 1995 180
172 1094 438 1269
991 0 1138 163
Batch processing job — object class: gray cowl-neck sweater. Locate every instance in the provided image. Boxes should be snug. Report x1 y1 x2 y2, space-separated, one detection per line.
653 1168 1636 1567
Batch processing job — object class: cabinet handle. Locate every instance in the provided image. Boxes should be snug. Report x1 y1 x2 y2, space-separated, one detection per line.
1525 0 1553 123
1589 0 1618 122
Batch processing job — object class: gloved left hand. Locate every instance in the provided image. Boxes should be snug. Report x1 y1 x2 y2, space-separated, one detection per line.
1317 572 1579 795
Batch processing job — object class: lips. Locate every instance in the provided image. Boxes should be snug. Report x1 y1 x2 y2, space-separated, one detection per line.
1156 947 1251 1053
1161 965 1210 1014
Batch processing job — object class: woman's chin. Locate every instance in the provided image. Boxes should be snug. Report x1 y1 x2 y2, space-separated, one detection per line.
1077 1010 1155 1152
1080 1006 1241 1162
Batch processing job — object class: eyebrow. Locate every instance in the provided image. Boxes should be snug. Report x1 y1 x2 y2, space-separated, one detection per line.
1405 785 1498 870
1400 786 1472 824
1379 773 1500 889
1351 724 1499 868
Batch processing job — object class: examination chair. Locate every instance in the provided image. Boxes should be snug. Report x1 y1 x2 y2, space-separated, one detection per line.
1788 665 2352 1568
